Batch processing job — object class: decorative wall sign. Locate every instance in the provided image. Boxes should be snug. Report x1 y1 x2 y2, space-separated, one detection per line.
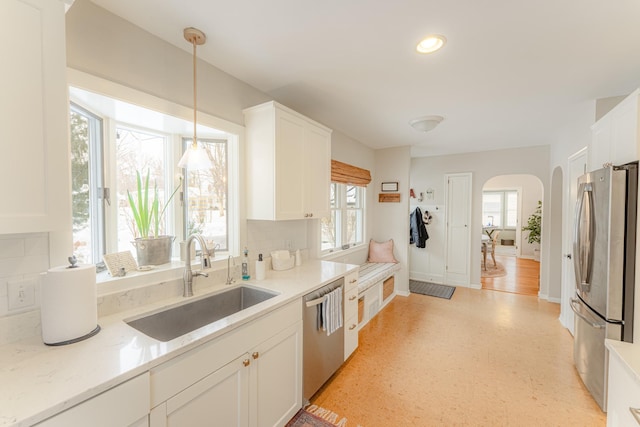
381 182 399 192
379 193 401 203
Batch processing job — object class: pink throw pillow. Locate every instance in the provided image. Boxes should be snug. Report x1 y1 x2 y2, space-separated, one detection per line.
367 239 398 263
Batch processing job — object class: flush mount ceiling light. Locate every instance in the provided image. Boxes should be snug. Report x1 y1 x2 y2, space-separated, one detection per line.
177 27 213 170
409 115 444 132
416 34 446 54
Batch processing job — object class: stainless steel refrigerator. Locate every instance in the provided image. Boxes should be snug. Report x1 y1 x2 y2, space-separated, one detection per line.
571 161 637 411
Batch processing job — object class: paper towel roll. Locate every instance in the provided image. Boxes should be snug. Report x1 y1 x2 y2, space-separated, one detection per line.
40 264 99 345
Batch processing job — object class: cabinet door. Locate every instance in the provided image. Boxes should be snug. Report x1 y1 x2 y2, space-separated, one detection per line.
151 355 250 427
590 117 612 172
275 111 306 220
611 96 639 165
0 0 70 234
250 321 302 427
607 352 640 427
37 373 150 427
304 124 331 218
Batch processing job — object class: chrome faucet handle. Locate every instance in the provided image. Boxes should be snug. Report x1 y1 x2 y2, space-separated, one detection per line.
194 271 209 278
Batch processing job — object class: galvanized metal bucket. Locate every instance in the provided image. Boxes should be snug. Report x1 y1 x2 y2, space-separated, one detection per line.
132 235 175 266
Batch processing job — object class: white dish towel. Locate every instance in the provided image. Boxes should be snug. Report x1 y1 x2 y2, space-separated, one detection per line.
322 287 343 336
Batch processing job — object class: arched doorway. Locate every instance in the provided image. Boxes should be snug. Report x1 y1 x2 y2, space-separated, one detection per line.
480 174 543 296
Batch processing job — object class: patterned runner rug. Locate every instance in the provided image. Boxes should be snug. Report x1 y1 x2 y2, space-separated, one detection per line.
409 280 455 299
286 405 362 427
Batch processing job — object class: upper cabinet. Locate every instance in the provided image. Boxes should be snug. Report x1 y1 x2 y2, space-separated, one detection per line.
0 0 71 234
244 101 331 220
589 89 640 172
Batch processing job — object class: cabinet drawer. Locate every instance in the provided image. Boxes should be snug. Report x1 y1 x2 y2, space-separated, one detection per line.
37 373 150 427
151 300 301 406
344 287 358 319
344 314 358 360
344 272 359 292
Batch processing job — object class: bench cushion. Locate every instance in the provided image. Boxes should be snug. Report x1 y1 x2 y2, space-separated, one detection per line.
358 262 401 295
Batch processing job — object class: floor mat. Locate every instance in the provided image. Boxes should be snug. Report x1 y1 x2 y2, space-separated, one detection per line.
409 280 455 299
286 405 358 426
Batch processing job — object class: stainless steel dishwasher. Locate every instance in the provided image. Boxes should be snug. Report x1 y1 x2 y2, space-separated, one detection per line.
302 277 345 401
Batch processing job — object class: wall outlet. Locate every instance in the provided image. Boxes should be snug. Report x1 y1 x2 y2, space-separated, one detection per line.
8 279 36 311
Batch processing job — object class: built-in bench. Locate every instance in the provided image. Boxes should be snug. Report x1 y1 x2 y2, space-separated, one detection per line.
357 262 401 328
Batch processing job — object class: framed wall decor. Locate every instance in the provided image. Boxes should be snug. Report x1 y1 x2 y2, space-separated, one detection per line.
381 182 398 192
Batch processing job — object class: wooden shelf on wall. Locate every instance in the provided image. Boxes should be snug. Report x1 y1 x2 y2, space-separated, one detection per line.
378 193 401 203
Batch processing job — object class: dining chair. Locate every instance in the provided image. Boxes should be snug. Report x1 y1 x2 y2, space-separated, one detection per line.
489 230 500 267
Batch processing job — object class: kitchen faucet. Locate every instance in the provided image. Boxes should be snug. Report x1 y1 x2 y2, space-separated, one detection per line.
225 255 235 285
183 234 211 297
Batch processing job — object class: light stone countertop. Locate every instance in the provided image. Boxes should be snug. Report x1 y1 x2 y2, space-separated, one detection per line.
606 339 640 383
0 260 358 427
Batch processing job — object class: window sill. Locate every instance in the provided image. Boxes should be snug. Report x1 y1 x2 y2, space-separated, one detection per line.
96 254 234 296
321 244 368 262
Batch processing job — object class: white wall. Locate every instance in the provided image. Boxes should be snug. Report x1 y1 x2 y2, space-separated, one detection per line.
410 146 550 292
483 174 543 258
373 147 411 294
314 131 376 265
548 100 594 326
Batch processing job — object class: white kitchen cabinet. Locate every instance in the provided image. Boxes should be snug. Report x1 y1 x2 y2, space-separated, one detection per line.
0 0 71 234
244 101 331 220
150 354 250 427
344 272 359 360
150 300 302 427
589 89 640 172
607 341 640 427
36 373 150 427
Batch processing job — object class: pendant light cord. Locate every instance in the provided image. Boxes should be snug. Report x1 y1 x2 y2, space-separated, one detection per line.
192 40 198 150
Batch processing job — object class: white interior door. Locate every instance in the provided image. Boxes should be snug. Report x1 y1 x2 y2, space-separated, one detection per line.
561 148 587 333
445 173 472 286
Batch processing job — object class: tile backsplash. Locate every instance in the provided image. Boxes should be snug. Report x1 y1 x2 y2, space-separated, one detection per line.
247 220 308 259
0 221 312 345
0 233 50 345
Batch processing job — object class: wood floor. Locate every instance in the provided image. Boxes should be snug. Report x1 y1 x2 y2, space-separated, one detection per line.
481 255 540 296
311 288 605 427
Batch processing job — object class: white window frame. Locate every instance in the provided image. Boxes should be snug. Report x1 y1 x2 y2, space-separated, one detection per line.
482 189 519 230
321 182 366 255
68 69 243 289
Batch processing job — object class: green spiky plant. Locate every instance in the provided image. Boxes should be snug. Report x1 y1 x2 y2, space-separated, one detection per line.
127 170 182 238
522 200 542 244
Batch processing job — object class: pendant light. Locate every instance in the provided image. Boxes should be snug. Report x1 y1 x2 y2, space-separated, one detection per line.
177 27 213 170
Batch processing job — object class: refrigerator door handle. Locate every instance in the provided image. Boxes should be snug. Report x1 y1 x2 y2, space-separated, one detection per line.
570 298 605 329
573 183 595 292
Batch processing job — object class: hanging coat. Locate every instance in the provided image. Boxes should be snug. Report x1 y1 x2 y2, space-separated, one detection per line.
410 207 429 248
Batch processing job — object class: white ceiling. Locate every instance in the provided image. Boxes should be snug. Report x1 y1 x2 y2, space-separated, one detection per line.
90 0 640 157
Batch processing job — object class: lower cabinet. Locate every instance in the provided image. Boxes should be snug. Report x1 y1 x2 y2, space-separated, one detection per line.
343 272 359 360
36 373 150 427
150 301 302 427
607 345 640 427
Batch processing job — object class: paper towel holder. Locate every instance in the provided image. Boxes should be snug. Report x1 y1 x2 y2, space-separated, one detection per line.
45 325 101 346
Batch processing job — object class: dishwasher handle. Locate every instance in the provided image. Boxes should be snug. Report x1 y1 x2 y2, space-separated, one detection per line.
305 296 325 307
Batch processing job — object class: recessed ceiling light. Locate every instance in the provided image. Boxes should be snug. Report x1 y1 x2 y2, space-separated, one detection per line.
409 115 444 132
416 35 446 54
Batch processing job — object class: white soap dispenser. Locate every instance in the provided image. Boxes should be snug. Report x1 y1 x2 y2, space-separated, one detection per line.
255 254 265 280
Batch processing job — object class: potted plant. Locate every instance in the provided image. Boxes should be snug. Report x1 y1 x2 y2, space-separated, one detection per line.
523 200 542 261
128 170 181 266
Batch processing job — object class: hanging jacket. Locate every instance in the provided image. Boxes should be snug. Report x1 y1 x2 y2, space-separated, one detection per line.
410 207 429 248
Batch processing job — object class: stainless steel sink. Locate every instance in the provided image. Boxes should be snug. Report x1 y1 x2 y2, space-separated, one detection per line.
125 286 279 341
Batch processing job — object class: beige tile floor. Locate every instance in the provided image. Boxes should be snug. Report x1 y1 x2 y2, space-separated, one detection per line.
311 288 606 427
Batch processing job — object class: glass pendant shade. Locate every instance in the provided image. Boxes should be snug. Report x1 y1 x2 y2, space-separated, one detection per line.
180 27 213 170
178 143 211 170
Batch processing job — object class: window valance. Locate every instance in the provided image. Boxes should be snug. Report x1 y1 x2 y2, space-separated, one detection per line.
331 159 372 186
